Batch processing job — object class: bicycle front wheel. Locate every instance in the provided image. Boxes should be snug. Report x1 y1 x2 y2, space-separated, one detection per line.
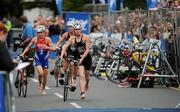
63 86 68 102
63 71 70 102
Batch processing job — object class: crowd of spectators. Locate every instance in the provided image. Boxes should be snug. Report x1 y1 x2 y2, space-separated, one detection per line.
33 15 65 37
0 0 180 71
0 15 66 48
163 0 180 8
90 0 180 72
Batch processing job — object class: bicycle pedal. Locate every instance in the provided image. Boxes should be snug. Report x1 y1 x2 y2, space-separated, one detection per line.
50 70 55 75
14 80 19 88
23 80 28 85
60 73 64 78
59 79 64 85
20 82 23 86
70 86 76 92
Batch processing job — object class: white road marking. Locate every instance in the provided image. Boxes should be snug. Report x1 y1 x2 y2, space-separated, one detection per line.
142 108 152 110
31 78 51 89
54 92 63 99
169 87 180 91
32 77 82 108
45 86 50 90
54 93 82 108
175 103 180 108
70 102 82 108
31 78 39 83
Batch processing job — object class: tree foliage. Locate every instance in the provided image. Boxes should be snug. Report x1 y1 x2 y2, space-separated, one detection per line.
124 0 146 10
0 0 23 18
63 0 91 12
0 0 147 19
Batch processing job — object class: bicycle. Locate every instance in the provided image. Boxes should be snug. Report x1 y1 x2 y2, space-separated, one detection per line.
63 55 77 102
50 48 64 87
14 56 33 97
92 37 117 80
105 41 170 88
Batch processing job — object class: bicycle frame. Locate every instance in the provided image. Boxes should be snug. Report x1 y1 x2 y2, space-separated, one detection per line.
14 56 29 98
63 56 77 102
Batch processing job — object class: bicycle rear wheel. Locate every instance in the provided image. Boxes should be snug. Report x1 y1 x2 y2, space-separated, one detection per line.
106 57 133 84
16 71 22 96
54 59 62 87
22 69 28 97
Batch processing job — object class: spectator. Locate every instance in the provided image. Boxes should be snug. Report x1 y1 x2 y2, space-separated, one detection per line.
174 0 180 8
34 15 43 28
91 15 102 33
20 15 35 48
127 29 139 44
2 17 12 48
0 22 17 72
49 20 60 37
20 15 35 77
55 15 65 36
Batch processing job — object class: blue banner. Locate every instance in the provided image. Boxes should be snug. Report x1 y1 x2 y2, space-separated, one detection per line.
146 0 159 10
120 0 124 10
0 75 5 112
94 0 107 4
56 0 62 15
108 0 117 12
65 13 90 34
99 0 106 4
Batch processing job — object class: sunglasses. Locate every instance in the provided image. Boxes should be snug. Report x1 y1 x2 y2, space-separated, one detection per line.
74 29 81 30
37 32 43 33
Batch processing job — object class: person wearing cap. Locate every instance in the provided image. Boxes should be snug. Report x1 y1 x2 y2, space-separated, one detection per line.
21 25 54 95
52 20 77 86
61 20 92 99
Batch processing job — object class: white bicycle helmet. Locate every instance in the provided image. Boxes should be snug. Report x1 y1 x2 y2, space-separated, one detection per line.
67 20 74 26
73 20 83 29
36 25 45 33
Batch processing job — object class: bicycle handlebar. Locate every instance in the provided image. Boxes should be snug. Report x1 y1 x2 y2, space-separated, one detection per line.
55 47 61 53
15 55 33 63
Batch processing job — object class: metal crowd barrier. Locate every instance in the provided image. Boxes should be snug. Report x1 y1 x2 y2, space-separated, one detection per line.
0 71 15 112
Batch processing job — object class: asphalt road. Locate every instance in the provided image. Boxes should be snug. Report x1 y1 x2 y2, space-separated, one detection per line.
12 59 180 112
9 49 180 112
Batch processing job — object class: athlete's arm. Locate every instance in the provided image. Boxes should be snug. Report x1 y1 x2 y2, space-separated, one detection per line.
21 37 35 56
56 32 67 48
60 36 74 58
46 37 55 51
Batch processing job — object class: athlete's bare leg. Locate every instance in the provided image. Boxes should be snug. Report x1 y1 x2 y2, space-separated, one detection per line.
36 66 44 90
62 59 68 75
71 63 78 86
85 70 90 91
79 66 85 92
78 66 87 99
42 68 48 92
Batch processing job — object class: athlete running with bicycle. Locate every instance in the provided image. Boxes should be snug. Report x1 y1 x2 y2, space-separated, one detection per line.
21 25 54 95
61 20 92 99
53 20 77 86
